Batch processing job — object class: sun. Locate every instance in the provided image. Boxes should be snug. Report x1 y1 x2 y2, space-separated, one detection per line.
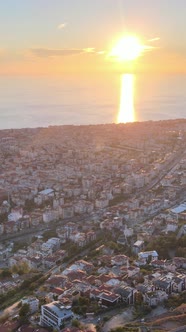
109 36 148 62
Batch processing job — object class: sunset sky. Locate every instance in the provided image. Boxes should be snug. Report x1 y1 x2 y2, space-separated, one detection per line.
1 0 186 75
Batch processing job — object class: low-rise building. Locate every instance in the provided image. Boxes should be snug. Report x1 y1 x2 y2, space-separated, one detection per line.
132 240 144 255
143 290 168 307
138 251 158 265
22 296 39 313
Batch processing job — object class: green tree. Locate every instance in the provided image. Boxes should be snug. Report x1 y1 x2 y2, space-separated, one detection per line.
176 246 186 257
42 229 57 241
24 198 35 212
19 303 30 323
72 319 81 328
0 313 10 324
78 296 89 306
0 269 12 279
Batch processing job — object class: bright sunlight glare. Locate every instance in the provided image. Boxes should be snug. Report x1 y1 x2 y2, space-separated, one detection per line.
109 36 150 62
117 74 135 123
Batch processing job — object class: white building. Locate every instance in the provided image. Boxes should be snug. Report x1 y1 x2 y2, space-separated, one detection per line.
41 238 61 253
8 208 23 222
43 208 59 223
165 222 178 233
123 225 133 238
22 297 39 313
138 250 158 264
171 202 186 215
40 302 73 328
95 199 109 209
133 240 144 254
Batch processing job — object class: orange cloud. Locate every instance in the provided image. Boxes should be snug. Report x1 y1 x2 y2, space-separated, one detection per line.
0 47 186 76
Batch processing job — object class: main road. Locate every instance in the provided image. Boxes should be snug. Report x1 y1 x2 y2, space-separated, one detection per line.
0 214 89 243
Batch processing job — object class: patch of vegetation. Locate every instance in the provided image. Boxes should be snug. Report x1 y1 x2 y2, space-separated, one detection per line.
71 318 81 328
109 194 129 207
0 268 12 279
0 212 8 223
24 198 36 212
0 313 10 324
12 261 30 275
0 272 46 310
19 303 30 323
103 316 109 322
133 303 152 319
42 229 57 241
164 290 186 309
140 265 154 275
110 326 139 332
12 241 27 253
145 233 186 259
72 296 99 316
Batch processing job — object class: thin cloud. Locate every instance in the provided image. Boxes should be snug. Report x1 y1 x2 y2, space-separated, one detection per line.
57 23 67 30
97 51 105 55
83 48 95 53
30 48 102 58
148 37 160 42
30 48 84 57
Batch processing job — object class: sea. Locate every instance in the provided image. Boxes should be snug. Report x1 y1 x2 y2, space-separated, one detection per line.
0 73 185 130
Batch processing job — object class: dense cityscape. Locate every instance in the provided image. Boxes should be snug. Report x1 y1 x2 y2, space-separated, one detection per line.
0 119 186 331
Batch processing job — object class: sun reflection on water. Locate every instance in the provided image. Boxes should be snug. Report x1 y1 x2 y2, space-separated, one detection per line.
117 74 135 123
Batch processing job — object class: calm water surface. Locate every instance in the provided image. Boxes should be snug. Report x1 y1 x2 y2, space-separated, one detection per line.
0 74 185 129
